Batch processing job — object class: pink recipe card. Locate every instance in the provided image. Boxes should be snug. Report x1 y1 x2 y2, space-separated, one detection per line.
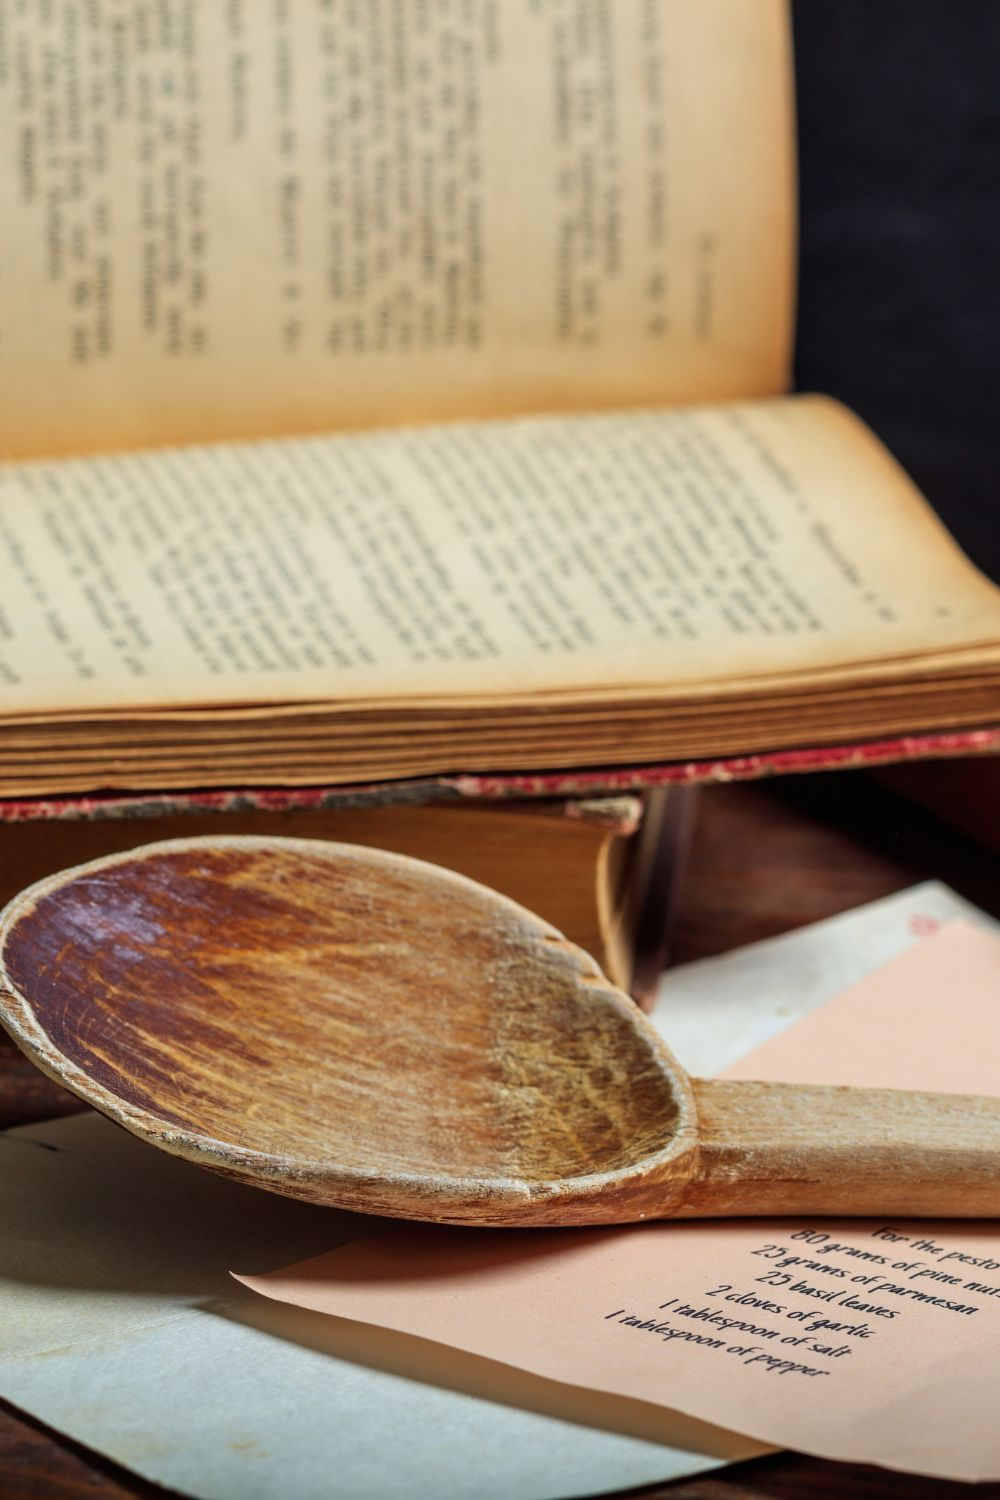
236 921 1000 1481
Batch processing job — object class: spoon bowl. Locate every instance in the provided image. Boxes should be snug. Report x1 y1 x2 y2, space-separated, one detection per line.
2 836 998 1225
0 837 697 1224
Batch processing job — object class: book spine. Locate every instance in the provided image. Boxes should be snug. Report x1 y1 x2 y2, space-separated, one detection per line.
2 726 996 824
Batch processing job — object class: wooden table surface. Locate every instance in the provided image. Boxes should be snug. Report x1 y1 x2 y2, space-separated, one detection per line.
1 769 998 1500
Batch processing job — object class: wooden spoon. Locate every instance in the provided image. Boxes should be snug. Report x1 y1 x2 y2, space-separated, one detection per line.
1 835 997 1226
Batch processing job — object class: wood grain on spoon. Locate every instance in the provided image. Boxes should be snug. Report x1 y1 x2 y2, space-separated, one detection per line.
0 837 998 1226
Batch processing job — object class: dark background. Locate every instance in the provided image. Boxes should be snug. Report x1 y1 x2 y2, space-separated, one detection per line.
792 0 1000 580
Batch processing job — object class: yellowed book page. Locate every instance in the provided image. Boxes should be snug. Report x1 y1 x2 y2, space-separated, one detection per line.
1 394 999 717
0 0 794 459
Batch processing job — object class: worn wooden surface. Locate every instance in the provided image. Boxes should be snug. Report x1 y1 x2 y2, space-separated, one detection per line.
6 827 998 1226
687 1076 1000 1218
0 836 696 1224
1 771 999 1498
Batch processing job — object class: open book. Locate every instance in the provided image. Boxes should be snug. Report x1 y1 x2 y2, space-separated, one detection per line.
1 0 998 800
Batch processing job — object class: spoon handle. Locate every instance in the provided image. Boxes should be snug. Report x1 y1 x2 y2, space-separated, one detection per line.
680 1078 1000 1218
